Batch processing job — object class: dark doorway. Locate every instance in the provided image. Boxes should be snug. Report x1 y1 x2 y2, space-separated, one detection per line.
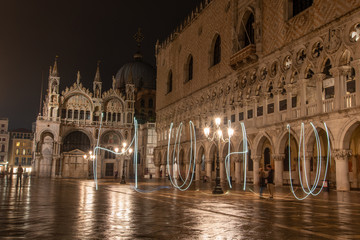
105 163 114 177
264 148 271 167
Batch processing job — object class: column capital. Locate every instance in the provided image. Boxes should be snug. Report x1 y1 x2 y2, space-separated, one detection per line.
334 149 352 161
272 154 285 162
314 73 326 82
252 155 261 163
350 58 360 68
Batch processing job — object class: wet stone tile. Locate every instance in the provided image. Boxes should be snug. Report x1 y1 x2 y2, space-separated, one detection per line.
0 177 360 239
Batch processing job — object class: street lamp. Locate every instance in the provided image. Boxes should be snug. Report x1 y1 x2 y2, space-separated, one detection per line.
204 117 234 194
83 151 96 179
120 142 133 184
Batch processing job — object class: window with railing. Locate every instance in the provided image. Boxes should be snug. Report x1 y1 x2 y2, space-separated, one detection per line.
267 103 274 114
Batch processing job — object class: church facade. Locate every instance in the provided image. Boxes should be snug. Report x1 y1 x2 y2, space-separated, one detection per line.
154 0 360 191
33 60 135 179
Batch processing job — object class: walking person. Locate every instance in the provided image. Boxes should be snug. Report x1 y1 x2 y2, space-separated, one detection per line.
259 168 266 198
266 164 274 198
16 164 23 187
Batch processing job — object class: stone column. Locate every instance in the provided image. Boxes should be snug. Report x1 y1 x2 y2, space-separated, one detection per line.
253 156 261 185
299 79 307 117
273 154 284 186
273 90 280 122
351 155 358 188
195 162 200 181
329 67 342 111
206 159 212 181
154 163 160 178
350 59 360 105
315 73 325 113
235 157 241 184
161 164 166 178
319 156 327 187
185 164 189 177
339 66 352 109
334 150 351 191
285 84 293 120
300 153 311 189
220 157 225 182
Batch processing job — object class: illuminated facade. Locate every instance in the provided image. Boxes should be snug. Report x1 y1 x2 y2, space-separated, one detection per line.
154 0 360 191
0 118 9 173
33 46 157 179
8 129 33 173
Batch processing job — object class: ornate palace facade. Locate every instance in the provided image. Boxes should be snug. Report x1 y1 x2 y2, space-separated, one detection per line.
34 45 157 179
154 0 360 191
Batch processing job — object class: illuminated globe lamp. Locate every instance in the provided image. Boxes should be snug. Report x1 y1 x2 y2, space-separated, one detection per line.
83 151 96 161
120 142 133 184
204 117 234 194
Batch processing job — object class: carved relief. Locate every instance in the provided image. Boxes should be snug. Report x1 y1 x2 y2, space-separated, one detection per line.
270 61 278 77
325 28 341 54
311 41 323 58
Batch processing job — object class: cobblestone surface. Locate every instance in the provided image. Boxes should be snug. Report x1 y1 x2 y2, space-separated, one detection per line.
1 176 360 239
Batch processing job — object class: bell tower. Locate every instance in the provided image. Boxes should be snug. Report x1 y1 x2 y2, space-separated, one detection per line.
93 61 102 98
46 56 60 120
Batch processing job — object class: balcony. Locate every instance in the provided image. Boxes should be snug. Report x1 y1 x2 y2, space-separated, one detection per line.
230 44 257 70
323 99 334 113
344 93 356 108
306 103 317 116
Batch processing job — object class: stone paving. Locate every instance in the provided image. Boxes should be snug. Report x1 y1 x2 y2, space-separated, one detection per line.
1 176 360 239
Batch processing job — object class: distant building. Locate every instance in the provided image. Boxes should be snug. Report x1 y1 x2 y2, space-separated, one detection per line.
155 0 360 191
0 118 9 173
8 128 33 173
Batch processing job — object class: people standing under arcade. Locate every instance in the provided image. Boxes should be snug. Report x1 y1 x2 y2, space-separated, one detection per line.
259 168 266 198
16 164 23 187
266 164 274 198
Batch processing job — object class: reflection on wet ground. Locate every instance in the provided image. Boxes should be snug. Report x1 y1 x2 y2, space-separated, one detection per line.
1 176 360 239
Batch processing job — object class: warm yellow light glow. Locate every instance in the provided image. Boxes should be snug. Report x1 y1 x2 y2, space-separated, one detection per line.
89 151 93 155
228 128 234 137
204 127 210 137
215 117 221 126
217 129 222 137
115 148 119 153
84 155 87 159
122 142 127 148
129 148 133 153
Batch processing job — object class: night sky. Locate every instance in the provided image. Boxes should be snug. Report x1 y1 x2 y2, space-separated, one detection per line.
0 0 202 130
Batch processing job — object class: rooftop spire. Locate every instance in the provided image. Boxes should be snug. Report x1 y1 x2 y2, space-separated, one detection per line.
76 70 81 85
133 28 144 60
94 60 101 82
51 56 59 77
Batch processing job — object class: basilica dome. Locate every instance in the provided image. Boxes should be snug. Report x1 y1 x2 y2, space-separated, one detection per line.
115 53 156 90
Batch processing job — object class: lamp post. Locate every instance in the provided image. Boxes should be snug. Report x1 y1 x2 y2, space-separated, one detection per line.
83 151 96 178
204 117 234 194
120 142 133 184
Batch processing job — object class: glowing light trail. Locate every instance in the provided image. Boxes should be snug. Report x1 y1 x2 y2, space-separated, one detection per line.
288 122 331 200
166 121 197 191
224 121 248 190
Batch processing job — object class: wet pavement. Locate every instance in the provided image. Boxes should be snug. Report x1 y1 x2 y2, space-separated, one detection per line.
1 176 360 239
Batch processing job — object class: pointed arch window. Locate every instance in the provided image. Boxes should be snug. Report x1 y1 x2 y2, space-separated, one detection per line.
186 55 193 82
213 35 221 66
244 13 254 47
288 0 313 19
322 59 334 100
167 70 173 93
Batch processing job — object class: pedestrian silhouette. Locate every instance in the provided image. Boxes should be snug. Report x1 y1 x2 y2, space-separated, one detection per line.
16 164 23 187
